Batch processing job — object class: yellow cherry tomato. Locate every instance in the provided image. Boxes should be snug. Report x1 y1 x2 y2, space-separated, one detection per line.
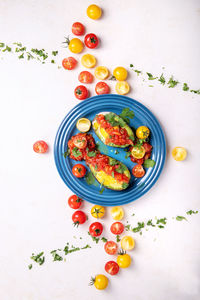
81 54 96 68
91 205 105 218
131 145 145 159
117 252 131 268
121 236 135 251
113 67 128 81
76 118 91 132
172 147 187 161
68 38 84 54
94 66 109 80
115 81 130 95
90 274 108 290
87 4 102 20
136 126 150 139
110 206 124 220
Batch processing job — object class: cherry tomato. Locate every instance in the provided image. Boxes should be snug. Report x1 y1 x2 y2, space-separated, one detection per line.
72 164 86 178
87 4 102 20
73 135 87 149
72 210 87 226
143 142 152 153
121 236 135 251
113 67 128 81
68 38 83 53
132 164 145 178
90 274 108 290
104 241 118 255
84 33 99 49
74 85 88 100
33 140 48 153
172 147 187 161
68 195 83 209
95 82 110 95
110 206 124 220
136 126 150 139
81 54 96 68
78 71 94 84
62 57 77 70
117 251 131 268
105 261 119 275
72 22 85 36
89 222 103 237
110 222 124 235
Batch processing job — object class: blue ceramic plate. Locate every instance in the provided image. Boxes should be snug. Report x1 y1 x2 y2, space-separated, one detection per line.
54 94 166 206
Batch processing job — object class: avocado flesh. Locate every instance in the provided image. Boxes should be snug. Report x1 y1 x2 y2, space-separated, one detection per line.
89 159 130 191
93 113 134 148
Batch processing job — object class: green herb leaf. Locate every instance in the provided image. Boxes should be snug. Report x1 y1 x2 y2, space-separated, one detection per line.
52 51 58 56
190 89 200 94
125 151 131 159
85 171 95 185
101 237 107 243
146 72 157 80
134 69 142 75
50 250 63 261
31 252 45 265
72 147 82 158
116 235 121 242
183 83 189 91
147 219 155 227
156 218 167 225
88 232 100 243
167 76 179 88
130 64 134 68
158 73 166 85
186 210 198 215
115 150 119 155
99 187 105 194
120 108 135 120
132 222 145 232
143 159 155 168
176 216 187 221
28 264 32 270
87 150 97 157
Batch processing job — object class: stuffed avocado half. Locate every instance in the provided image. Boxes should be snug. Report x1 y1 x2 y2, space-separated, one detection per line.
93 112 134 148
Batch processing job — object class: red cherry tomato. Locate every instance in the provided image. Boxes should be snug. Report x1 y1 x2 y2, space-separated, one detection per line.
105 261 119 275
143 142 152 153
72 164 86 178
110 222 124 235
104 241 118 255
68 195 83 209
89 222 103 237
78 71 94 84
95 82 110 95
62 57 77 70
33 140 48 153
74 85 88 100
72 22 85 36
73 135 87 149
72 210 87 226
144 152 151 160
132 164 145 178
84 33 99 49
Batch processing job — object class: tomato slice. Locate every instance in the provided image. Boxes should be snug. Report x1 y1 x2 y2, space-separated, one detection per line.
62 57 77 70
105 261 119 275
78 71 93 84
104 241 118 255
110 222 124 235
132 164 145 178
33 140 48 153
73 135 87 149
143 142 152 153
95 82 110 95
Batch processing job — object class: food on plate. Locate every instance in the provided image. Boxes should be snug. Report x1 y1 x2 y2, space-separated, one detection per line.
115 81 130 95
90 274 108 290
131 145 146 159
68 133 96 161
91 205 105 218
78 71 94 84
72 210 87 226
117 251 131 268
105 261 119 275
81 54 96 68
33 140 48 153
62 57 77 70
68 195 83 209
110 206 124 220
76 118 91 132
129 141 153 165
113 67 128 81
110 222 124 235
74 85 88 100
136 126 150 139
72 22 85 36
172 147 187 161
93 112 134 147
95 82 110 95
132 164 145 178
121 236 135 251
68 38 84 53
87 4 102 20
94 66 109 80
89 222 103 237
72 164 86 178
84 33 99 49
104 241 118 255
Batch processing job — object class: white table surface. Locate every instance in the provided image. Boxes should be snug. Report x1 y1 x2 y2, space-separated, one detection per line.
0 0 200 299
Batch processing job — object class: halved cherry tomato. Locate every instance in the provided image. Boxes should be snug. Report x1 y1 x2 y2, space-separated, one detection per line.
105 261 119 275
33 140 48 153
73 135 87 149
84 33 99 49
78 71 93 84
68 195 83 209
172 147 187 161
104 241 118 255
95 82 110 95
132 164 145 178
89 222 103 237
131 145 145 159
74 85 88 100
62 57 77 70
72 22 85 36
72 164 86 178
143 142 152 153
72 210 87 226
110 222 124 235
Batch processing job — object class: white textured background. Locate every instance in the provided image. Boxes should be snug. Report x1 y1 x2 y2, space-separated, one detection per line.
0 0 200 300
